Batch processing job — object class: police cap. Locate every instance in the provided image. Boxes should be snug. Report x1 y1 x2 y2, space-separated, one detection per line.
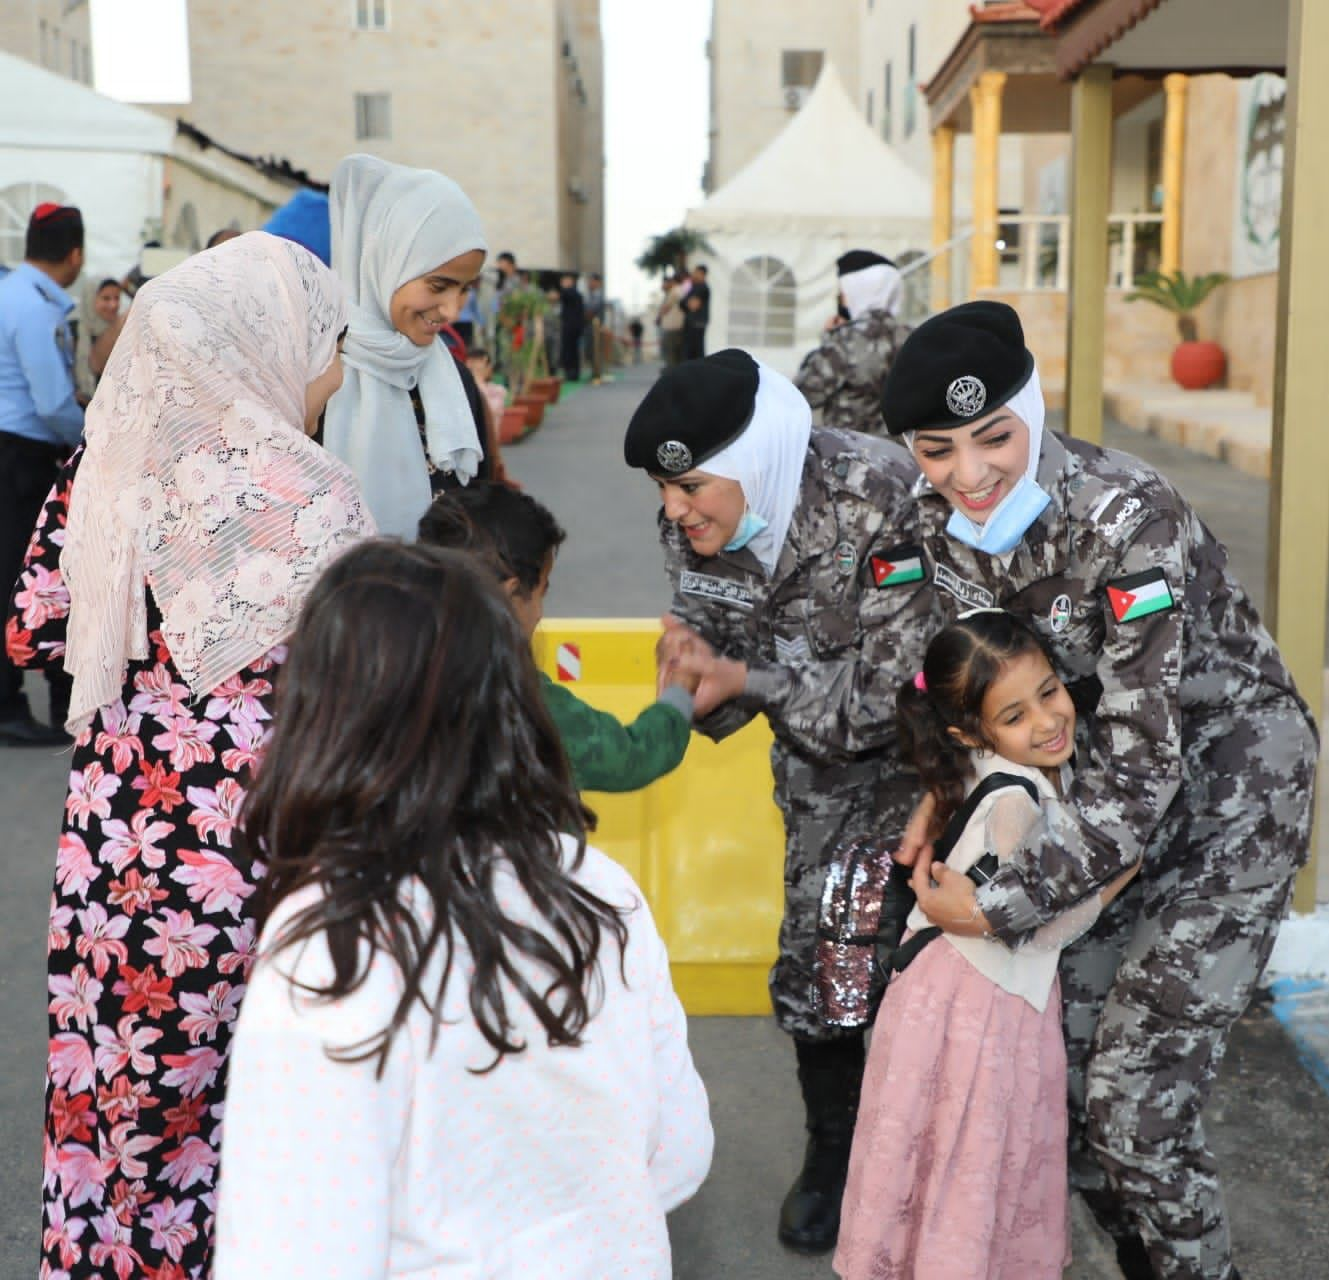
880 300 1034 435
624 348 759 475
836 249 894 276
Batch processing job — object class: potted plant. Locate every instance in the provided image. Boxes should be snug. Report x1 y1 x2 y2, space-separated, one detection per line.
1125 269 1230 390
498 286 551 400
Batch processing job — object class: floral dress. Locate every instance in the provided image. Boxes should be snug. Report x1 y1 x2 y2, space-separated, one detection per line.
8 455 281 1280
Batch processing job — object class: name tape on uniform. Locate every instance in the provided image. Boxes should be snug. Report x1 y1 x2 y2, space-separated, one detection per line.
679 571 755 610
1105 568 1175 623
556 642 581 682
933 564 995 611
867 545 925 589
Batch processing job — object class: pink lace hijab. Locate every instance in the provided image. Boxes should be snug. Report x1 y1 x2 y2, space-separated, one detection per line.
61 231 374 733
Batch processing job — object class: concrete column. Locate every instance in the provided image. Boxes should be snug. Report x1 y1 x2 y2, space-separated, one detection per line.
932 124 956 311
968 71 1006 292
1269 0 1329 911
1160 74 1188 275
1065 65 1113 444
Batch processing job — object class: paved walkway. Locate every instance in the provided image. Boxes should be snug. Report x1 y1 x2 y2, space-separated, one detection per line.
2 365 1327 1278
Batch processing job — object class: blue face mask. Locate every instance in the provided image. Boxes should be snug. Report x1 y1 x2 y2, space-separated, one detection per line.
945 475 1052 556
724 507 769 552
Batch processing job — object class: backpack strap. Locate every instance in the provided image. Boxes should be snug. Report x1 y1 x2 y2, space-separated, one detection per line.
888 772 1041 975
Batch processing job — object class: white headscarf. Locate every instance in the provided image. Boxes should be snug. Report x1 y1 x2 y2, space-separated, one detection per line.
62 233 373 733
698 362 813 576
324 154 488 538
840 262 903 321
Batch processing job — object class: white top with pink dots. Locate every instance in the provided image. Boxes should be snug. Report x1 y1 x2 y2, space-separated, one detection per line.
214 836 713 1278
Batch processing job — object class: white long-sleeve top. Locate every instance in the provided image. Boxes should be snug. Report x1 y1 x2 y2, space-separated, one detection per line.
215 835 713 1280
906 752 1105 1012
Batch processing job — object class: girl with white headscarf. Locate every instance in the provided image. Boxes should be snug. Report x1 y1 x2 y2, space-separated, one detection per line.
325 153 489 537
621 349 936 1256
7 232 372 1280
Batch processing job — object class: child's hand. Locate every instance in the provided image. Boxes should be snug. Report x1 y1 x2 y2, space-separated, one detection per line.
894 794 937 868
910 846 993 938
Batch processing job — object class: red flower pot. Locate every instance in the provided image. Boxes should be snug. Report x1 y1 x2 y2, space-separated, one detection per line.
528 377 560 403
1171 341 1226 391
515 395 546 427
499 406 528 444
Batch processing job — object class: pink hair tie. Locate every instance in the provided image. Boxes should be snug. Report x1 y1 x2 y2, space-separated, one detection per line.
913 671 927 692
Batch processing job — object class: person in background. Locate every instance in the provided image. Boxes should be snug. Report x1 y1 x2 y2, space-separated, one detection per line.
76 277 123 399
495 249 519 300
795 250 911 437
206 227 242 248
559 271 586 383
584 270 605 382
657 274 686 368
629 316 645 364
215 541 712 1279
262 189 332 265
682 263 710 361
544 282 563 379
455 282 480 348
466 346 508 429
0 202 84 746
419 485 696 792
325 153 489 537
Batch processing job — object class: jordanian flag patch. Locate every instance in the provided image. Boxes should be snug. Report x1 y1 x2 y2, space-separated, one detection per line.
1106 568 1175 622
868 545 925 588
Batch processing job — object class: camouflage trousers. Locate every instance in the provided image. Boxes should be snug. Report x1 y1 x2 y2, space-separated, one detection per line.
1062 877 1293 1279
768 747 914 1040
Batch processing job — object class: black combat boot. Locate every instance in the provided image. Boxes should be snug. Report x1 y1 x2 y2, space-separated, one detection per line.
777 1035 865 1255
1114 1233 1155 1279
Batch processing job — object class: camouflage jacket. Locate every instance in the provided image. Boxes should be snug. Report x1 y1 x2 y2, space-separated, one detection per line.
660 428 939 774
794 309 911 437
913 431 1316 938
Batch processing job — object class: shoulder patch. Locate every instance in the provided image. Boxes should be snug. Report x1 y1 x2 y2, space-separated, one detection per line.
866 543 925 589
1105 568 1175 623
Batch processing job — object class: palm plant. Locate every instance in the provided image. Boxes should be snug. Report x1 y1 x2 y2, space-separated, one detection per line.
635 227 716 279
1125 269 1229 343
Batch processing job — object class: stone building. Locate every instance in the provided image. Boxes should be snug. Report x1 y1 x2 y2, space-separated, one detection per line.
0 0 95 87
152 0 604 272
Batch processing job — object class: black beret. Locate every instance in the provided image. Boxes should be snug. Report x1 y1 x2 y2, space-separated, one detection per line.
836 249 894 276
624 348 759 474
880 301 1034 435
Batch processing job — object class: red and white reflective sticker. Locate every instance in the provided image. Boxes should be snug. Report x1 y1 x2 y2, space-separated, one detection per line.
556 642 581 682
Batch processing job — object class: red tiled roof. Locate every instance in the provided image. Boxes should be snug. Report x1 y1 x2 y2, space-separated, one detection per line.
970 2 1043 23
1024 0 1093 28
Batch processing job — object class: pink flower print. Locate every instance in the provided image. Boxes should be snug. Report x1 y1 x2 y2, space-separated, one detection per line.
49 1032 97 1094
251 643 287 673
42 1196 86 1270
99 808 175 875
144 1196 198 1263
178 983 243 1045
94 703 144 774
5 615 35 665
106 870 169 917
219 715 267 773
98 1076 158 1126
14 561 70 630
143 908 219 977
217 919 257 977
171 847 254 918
151 716 218 772
184 778 245 849
54 832 102 901
49 965 104 1032
49 901 75 953
203 672 272 725
128 663 190 720
74 902 132 979
93 1015 164 1081
132 759 184 813
159 1047 223 1099
113 964 177 1018
106 1119 162 1180
161 1134 220 1192
88 1206 142 1280
56 1144 115 1211
65 762 121 830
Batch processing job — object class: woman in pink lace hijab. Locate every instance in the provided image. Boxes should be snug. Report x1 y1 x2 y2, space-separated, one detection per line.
5 231 372 1279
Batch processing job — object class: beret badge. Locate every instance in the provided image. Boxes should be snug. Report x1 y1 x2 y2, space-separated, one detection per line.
656 440 694 474
945 375 988 419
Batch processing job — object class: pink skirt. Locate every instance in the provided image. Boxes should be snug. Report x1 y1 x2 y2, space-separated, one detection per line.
834 936 1069 1280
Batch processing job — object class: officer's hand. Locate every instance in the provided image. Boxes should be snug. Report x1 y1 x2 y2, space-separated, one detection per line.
691 656 747 718
894 793 937 867
910 847 992 938
657 616 712 693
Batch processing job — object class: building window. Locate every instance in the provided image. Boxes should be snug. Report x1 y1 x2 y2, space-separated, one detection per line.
39 20 48 67
0 182 68 267
729 256 797 348
904 25 918 139
883 62 893 142
354 92 392 140
781 49 823 110
70 39 81 80
81 44 93 85
172 202 202 253
352 0 389 31
866 90 874 126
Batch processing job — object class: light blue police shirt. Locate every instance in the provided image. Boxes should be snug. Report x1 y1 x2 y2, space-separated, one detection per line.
0 262 84 448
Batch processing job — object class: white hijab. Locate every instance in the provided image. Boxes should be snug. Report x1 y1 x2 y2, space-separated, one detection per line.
699 362 812 576
840 262 903 321
62 233 373 733
325 154 488 538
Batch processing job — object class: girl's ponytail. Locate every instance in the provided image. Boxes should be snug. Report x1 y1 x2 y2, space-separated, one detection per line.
896 676 973 837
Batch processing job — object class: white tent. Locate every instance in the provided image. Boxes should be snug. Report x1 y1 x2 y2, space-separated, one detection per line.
0 51 173 281
685 63 931 377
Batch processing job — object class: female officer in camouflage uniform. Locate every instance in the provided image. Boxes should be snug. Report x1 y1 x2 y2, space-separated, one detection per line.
885 301 1316 1280
623 350 936 1255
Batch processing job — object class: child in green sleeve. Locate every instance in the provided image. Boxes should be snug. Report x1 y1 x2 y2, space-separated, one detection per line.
418 485 696 792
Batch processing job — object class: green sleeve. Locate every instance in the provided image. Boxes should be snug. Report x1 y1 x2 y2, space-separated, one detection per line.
539 673 693 793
